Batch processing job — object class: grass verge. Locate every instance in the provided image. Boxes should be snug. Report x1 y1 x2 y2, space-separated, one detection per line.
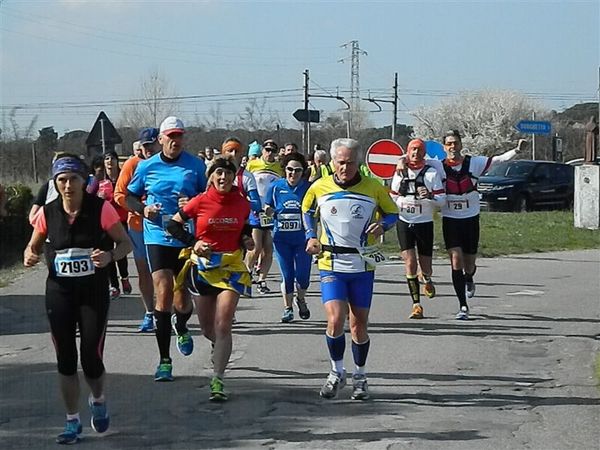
382 211 600 257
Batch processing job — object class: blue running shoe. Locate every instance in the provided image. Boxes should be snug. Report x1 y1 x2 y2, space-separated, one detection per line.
154 360 174 382
88 396 109 433
138 312 154 333
171 314 194 356
56 419 82 445
281 307 294 323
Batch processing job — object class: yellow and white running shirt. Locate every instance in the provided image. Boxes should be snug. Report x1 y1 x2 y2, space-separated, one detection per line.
246 158 283 201
302 175 398 273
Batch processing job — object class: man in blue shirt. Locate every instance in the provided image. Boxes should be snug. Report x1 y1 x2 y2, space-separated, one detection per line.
127 116 207 381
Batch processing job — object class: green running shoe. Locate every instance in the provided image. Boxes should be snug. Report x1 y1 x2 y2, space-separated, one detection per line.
209 376 228 402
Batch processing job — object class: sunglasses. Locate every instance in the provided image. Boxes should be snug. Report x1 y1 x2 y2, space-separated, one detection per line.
264 147 276 152
286 167 303 174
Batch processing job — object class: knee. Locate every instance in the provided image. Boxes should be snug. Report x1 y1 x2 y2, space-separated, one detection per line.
80 354 104 379
57 358 78 377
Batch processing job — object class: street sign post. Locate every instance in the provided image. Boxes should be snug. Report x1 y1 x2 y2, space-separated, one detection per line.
293 109 320 123
365 139 404 179
515 120 551 135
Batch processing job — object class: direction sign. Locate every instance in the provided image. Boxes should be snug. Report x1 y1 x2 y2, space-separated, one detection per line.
365 139 404 179
293 109 320 123
515 120 551 135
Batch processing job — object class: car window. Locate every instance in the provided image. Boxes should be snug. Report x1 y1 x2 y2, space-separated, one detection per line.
553 164 574 183
532 164 551 181
506 163 535 177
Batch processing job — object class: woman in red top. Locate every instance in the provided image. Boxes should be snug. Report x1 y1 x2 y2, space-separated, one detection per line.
168 156 254 402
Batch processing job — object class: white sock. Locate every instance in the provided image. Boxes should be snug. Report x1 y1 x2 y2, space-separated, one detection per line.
355 365 366 376
90 393 105 404
331 359 345 375
66 412 80 422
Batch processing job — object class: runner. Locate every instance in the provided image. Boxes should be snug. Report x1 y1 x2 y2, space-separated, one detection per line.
24 156 132 444
114 127 159 332
390 139 445 319
245 139 283 294
98 151 130 300
283 142 298 155
438 130 527 319
167 156 253 401
302 138 398 400
126 116 207 381
220 137 262 213
264 152 312 323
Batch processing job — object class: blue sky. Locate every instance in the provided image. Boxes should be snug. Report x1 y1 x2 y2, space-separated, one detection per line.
1 0 598 136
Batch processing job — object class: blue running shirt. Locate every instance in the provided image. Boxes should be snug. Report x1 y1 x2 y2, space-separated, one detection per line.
127 151 207 246
265 178 310 245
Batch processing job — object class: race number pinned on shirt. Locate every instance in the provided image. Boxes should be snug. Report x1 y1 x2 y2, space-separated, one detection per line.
447 199 469 210
358 245 386 266
399 201 423 215
278 213 301 231
258 212 274 228
54 248 94 277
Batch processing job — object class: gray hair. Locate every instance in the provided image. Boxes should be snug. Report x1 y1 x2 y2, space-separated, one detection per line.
314 149 328 163
330 138 360 161
132 140 142 152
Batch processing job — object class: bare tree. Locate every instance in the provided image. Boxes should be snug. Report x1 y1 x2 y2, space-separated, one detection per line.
120 70 180 128
237 97 280 132
412 90 546 155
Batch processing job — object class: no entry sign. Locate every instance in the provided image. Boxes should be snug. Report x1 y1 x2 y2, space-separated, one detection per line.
365 139 404 179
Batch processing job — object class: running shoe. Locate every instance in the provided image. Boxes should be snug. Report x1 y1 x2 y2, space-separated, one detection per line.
56 419 82 445
138 312 154 332
171 314 194 356
320 370 347 399
209 376 228 402
465 281 476 298
88 396 110 433
350 373 370 400
109 287 120 301
456 306 469 320
121 277 132 295
409 303 424 319
281 307 294 323
422 278 436 298
296 298 310 320
154 359 174 382
257 281 271 295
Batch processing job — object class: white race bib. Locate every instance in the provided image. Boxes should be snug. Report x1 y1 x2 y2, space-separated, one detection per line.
54 248 95 277
259 212 274 228
358 245 386 266
447 199 470 211
278 213 301 232
399 201 422 215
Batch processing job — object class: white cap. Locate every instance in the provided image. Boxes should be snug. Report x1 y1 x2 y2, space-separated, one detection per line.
159 116 185 136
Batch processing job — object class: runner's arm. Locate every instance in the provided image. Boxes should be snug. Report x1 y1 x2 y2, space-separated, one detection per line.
166 212 196 247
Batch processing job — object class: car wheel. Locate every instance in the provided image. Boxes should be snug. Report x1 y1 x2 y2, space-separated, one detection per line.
515 195 529 212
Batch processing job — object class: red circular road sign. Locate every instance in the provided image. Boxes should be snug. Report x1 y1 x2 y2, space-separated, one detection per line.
365 139 404 179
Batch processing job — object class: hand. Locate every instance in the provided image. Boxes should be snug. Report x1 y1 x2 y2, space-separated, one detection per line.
305 238 321 255
144 204 160 220
177 196 189 208
416 186 430 199
91 249 111 268
516 139 528 153
264 205 274 217
365 222 385 238
193 240 212 258
395 155 407 174
242 235 255 251
24 246 40 267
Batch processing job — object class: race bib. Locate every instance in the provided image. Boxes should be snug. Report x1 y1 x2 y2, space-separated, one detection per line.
399 201 422 215
259 212 274 228
358 245 386 266
447 199 469 210
54 248 94 277
190 252 223 270
278 213 301 231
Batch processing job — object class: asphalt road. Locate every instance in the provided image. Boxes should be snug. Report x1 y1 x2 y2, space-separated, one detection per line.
1 249 599 449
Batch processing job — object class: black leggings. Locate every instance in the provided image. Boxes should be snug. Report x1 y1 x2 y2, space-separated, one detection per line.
45 276 110 379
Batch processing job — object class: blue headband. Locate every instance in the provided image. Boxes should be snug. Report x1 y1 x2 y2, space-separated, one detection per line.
52 157 87 179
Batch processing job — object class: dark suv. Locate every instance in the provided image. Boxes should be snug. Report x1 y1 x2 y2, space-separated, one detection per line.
478 160 574 212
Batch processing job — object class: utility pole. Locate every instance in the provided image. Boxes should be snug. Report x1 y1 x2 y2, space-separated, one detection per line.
362 72 398 140
302 69 310 153
340 40 367 136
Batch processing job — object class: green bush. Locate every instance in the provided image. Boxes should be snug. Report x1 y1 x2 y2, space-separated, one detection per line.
0 183 33 268
5 183 33 217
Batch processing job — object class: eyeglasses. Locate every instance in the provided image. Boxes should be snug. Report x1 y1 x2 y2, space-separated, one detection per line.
264 147 276 152
286 167 303 174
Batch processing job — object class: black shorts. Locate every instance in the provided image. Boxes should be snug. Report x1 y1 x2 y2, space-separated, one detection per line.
187 268 225 297
396 220 434 256
146 244 186 274
442 215 480 254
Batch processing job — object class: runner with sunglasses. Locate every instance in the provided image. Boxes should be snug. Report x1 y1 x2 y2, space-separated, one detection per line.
264 152 312 322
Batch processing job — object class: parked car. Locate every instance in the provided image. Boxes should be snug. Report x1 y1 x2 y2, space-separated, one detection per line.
478 160 574 212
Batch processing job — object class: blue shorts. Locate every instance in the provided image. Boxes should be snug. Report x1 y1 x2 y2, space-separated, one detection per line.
320 270 375 309
128 229 147 260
